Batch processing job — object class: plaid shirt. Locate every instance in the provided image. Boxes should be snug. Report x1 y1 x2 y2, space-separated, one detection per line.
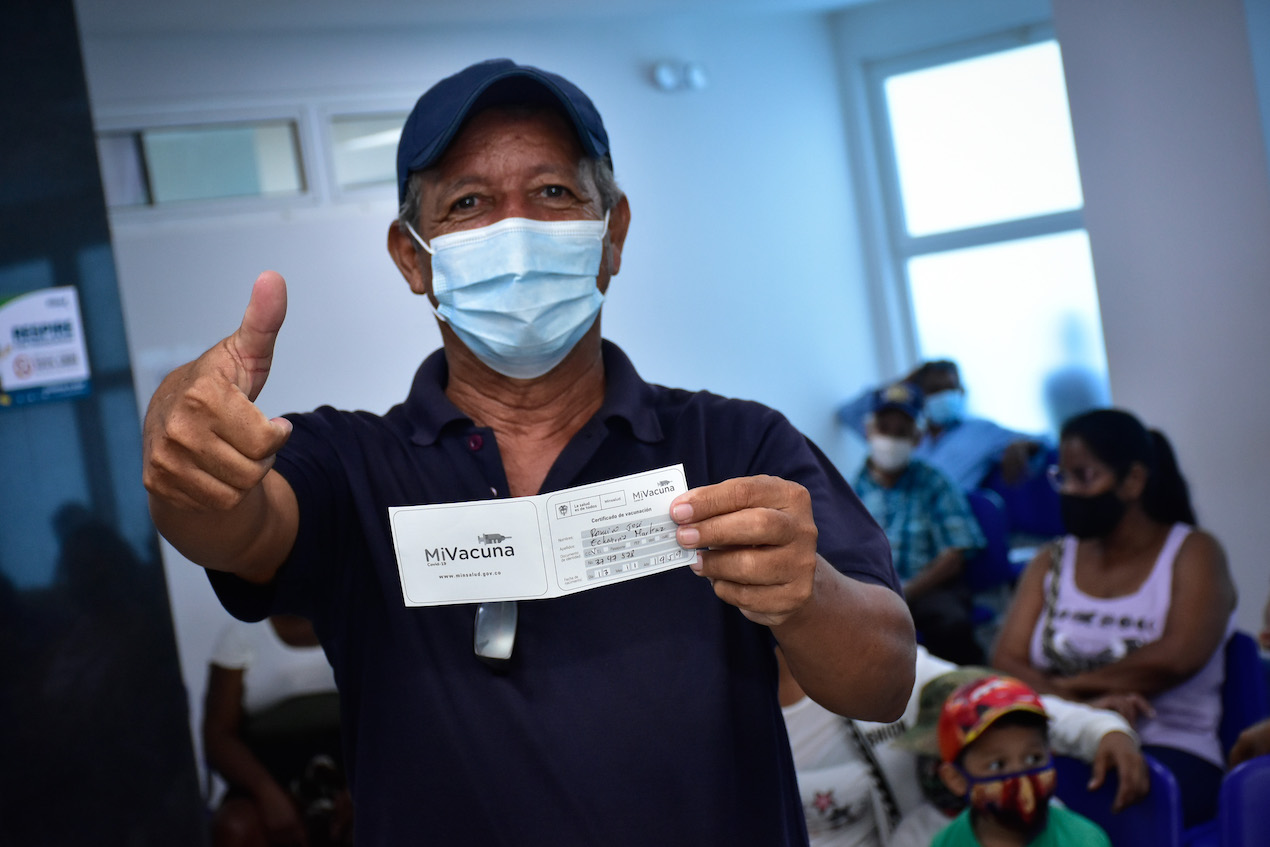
852 459 985 582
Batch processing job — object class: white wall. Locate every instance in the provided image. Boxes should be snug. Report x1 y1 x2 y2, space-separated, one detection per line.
80 11 881 774
1051 0 1270 635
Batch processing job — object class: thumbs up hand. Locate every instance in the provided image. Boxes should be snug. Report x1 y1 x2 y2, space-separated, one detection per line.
143 271 294 513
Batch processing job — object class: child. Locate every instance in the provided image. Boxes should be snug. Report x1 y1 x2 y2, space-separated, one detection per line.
929 675 1110 847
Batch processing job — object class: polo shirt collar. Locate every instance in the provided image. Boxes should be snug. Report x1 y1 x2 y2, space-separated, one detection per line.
404 340 664 447
404 349 469 447
597 339 663 444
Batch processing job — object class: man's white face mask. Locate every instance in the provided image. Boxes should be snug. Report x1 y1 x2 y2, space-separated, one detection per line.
868 435 914 473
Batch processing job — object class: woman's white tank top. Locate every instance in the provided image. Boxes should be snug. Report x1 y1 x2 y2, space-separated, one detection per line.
1029 523 1230 766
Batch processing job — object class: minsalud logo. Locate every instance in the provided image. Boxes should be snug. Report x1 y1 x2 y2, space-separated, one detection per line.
424 532 514 564
631 480 676 502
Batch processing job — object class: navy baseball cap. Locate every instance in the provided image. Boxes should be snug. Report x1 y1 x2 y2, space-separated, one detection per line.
396 58 611 204
872 382 925 420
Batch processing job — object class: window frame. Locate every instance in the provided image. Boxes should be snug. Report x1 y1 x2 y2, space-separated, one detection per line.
94 104 321 221
317 103 409 201
861 23 1088 362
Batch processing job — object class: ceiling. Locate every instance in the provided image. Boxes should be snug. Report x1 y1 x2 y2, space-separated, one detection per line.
75 0 878 36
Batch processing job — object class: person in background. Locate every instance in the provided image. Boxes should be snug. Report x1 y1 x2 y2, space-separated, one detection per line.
927 675 1111 847
852 382 986 664
142 58 914 845
1040 313 1113 437
777 645 1146 847
838 360 1045 492
204 615 350 847
1041 366 1110 439
1229 717 1270 768
992 408 1236 828
1233 582 1270 768
1259 584 1270 651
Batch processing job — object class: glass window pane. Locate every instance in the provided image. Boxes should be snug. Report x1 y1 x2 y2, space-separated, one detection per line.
96 133 151 207
885 41 1083 237
907 230 1111 436
331 113 405 191
141 121 303 204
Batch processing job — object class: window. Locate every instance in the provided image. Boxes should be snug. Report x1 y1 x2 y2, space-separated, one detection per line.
870 34 1110 436
330 113 406 192
97 120 304 207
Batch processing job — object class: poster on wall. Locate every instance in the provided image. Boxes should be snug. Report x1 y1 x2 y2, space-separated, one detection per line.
0 285 92 407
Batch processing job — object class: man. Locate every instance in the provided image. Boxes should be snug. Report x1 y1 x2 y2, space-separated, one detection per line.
142 59 914 845
852 382 985 664
776 646 1148 847
838 360 1044 493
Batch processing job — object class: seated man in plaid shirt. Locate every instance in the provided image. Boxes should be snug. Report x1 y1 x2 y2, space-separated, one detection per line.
852 382 986 664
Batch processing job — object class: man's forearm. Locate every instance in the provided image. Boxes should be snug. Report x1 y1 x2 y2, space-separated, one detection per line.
774 558 915 722
206 729 289 798
902 549 964 600
150 470 297 583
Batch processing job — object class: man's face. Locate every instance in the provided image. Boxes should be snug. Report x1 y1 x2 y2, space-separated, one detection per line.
420 108 600 235
403 107 625 301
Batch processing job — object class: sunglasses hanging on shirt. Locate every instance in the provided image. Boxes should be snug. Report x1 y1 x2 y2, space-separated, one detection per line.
474 600 518 671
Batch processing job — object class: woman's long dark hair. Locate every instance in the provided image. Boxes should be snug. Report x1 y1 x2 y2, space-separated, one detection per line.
1060 408 1197 525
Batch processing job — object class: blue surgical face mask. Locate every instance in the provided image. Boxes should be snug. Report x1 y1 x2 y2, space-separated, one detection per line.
406 213 608 379
924 389 967 427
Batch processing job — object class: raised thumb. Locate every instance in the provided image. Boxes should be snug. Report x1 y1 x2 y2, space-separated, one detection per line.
232 271 288 401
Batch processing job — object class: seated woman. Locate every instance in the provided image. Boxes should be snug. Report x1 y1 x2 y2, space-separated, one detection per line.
204 614 351 846
992 408 1235 829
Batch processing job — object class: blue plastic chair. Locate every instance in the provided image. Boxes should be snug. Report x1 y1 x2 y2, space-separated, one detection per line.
963 488 1015 593
1183 819 1218 847
1218 631 1270 758
1175 633 1268 847
982 446 1065 539
1218 753 1270 847
1174 633 1269 846
1182 753 1270 847
1053 752 1182 847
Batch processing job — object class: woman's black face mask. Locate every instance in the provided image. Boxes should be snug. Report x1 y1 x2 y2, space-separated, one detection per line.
1060 489 1127 539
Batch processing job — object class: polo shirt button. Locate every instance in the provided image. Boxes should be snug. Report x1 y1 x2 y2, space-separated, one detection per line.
467 434 483 451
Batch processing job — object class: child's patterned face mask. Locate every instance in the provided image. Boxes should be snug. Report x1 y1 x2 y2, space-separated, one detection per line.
960 759 1057 835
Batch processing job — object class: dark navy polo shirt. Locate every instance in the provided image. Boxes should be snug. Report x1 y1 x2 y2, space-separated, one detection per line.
210 340 898 846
